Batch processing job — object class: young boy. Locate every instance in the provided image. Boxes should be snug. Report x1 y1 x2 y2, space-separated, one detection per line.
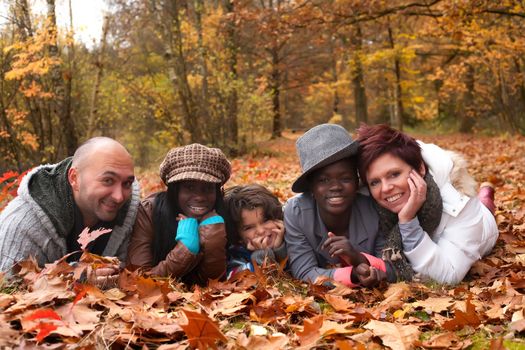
224 184 287 278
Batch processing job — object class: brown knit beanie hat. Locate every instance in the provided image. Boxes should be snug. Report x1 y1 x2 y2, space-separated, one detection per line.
159 143 231 186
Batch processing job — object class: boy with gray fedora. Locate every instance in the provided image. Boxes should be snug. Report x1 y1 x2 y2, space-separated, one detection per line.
284 123 393 287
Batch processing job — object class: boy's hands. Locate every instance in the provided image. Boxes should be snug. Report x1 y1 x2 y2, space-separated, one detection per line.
270 219 285 248
245 220 284 250
322 232 367 266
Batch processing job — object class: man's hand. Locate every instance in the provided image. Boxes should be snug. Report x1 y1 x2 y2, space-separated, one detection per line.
398 169 427 223
322 232 367 266
354 263 386 288
87 265 119 289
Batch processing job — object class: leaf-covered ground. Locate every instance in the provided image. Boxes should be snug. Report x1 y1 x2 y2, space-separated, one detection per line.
1 132 524 349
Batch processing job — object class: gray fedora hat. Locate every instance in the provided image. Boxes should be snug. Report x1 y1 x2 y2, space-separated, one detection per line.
292 123 359 193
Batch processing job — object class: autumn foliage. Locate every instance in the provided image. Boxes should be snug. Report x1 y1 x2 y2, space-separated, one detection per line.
0 133 524 348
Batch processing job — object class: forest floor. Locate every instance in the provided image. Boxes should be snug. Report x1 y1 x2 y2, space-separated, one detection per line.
1 132 525 349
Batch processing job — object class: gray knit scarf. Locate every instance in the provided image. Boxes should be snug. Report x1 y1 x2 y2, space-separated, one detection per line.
375 172 443 282
29 157 76 237
28 157 129 238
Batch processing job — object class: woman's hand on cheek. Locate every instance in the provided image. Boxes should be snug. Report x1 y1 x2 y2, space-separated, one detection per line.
398 170 427 223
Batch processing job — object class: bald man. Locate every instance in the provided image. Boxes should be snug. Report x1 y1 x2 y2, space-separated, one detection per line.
0 137 140 272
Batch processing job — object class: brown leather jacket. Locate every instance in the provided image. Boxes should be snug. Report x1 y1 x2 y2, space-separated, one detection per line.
126 193 227 285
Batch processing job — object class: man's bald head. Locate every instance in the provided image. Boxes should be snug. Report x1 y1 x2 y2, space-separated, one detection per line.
72 137 133 170
68 137 135 227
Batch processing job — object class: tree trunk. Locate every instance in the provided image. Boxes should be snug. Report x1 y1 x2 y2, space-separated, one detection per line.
87 15 110 138
270 47 282 138
459 63 475 133
351 25 368 125
159 0 202 143
12 0 47 159
0 94 22 170
388 24 403 131
194 0 212 140
46 0 77 157
222 0 239 154
329 37 339 116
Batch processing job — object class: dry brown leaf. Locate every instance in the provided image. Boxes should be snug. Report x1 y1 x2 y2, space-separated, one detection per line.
324 293 355 312
412 297 454 313
364 319 420 350
419 332 462 349
442 296 481 331
180 309 226 349
236 332 289 349
0 294 15 309
510 319 525 332
296 314 323 347
209 291 255 317
320 320 361 336
157 344 187 350
282 294 315 313
55 301 102 331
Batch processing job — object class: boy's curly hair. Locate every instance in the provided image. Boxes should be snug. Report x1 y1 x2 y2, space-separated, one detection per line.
224 184 283 245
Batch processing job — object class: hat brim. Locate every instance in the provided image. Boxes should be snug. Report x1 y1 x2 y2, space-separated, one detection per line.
291 142 359 193
167 171 223 185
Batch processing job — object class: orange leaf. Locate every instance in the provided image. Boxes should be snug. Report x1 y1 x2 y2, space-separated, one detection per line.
296 315 323 347
442 296 481 331
72 283 89 307
180 309 227 350
24 308 61 322
33 322 58 342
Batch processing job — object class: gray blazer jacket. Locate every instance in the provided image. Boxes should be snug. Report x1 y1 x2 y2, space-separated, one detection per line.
284 192 385 283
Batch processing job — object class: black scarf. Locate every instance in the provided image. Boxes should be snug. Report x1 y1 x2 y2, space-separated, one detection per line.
375 172 443 282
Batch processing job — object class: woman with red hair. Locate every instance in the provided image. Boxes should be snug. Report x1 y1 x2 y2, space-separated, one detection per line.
356 124 498 284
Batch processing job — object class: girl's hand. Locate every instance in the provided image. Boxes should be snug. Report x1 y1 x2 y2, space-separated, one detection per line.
398 169 427 223
354 263 386 288
177 213 187 221
321 232 366 266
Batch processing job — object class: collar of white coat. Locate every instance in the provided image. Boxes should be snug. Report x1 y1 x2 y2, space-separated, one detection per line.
419 140 470 217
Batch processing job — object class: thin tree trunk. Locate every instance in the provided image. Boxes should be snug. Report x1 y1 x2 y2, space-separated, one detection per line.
46 0 77 157
387 24 403 130
351 25 368 125
459 63 475 133
63 0 75 145
270 47 282 138
194 0 212 139
329 37 339 116
160 0 202 143
222 0 239 153
87 15 110 138
0 92 22 170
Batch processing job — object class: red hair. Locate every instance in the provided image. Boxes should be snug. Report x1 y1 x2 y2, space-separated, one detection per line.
356 124 423 184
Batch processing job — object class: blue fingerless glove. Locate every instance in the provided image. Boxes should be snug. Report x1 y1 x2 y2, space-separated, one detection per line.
199 215 225 226
175 217 199 254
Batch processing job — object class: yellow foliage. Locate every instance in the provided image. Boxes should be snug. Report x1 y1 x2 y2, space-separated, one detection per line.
20 131 39 151
5 109 28 126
